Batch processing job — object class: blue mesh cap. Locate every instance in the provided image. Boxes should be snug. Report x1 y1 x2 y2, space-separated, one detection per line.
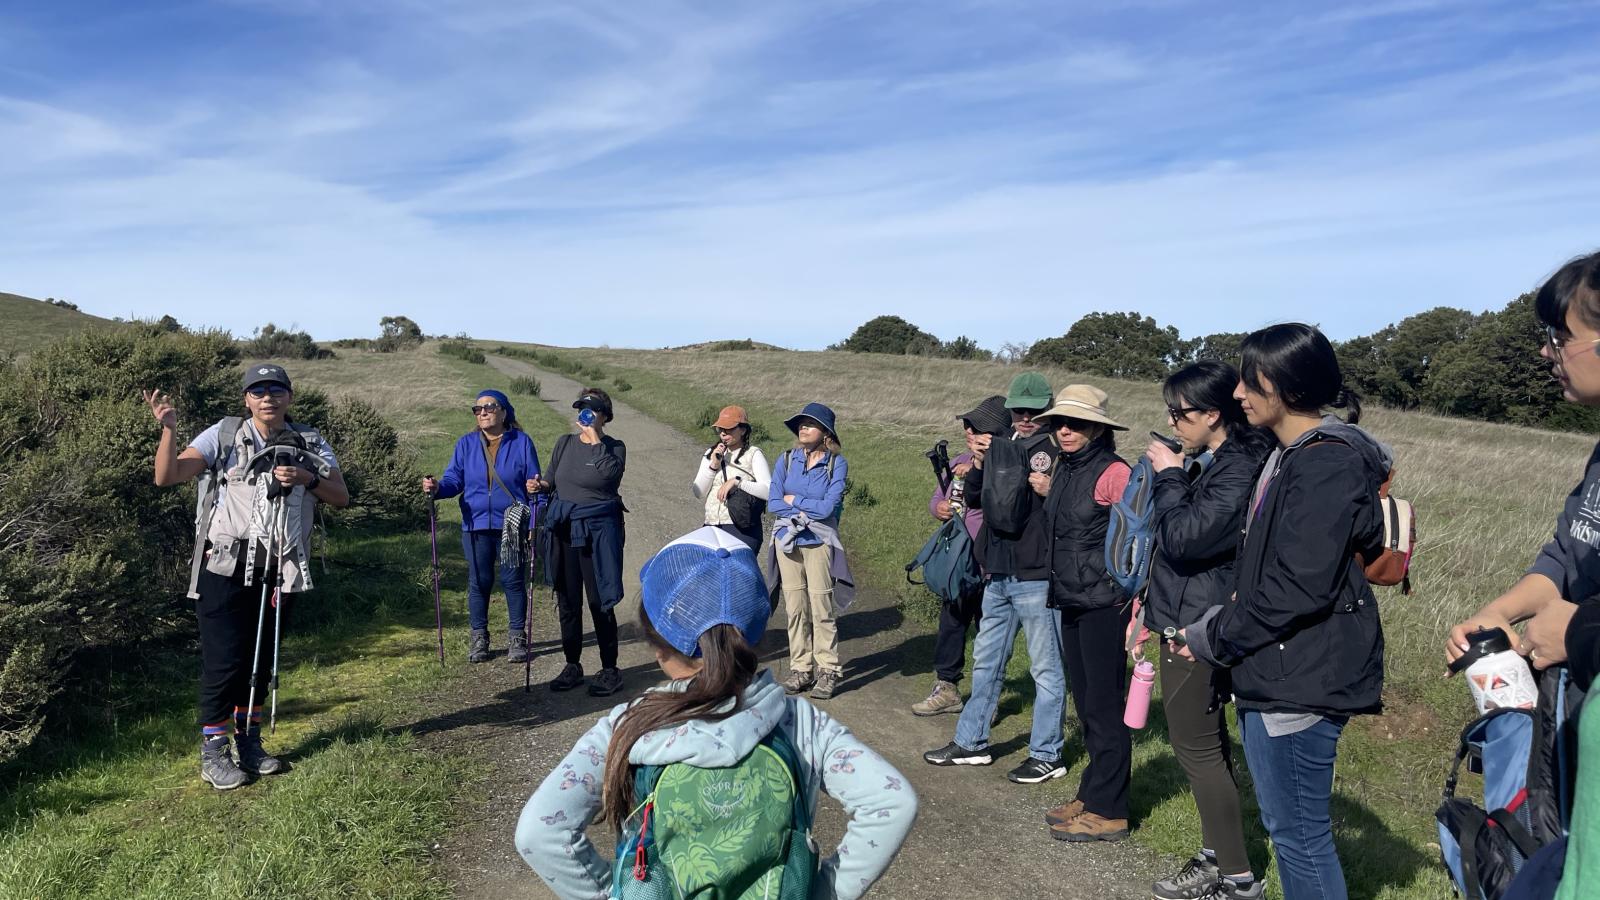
641 527 771 657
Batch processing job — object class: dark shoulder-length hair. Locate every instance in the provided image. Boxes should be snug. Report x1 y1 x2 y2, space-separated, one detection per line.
1163 360 1274 456
1535 250 1600 332
1239 323 1361 424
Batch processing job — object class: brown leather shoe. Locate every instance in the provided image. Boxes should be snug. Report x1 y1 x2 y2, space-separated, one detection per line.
1050 811 1129 842
1044 798 1084 827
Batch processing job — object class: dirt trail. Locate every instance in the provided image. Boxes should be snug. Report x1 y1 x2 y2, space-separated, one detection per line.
409 356 1166 899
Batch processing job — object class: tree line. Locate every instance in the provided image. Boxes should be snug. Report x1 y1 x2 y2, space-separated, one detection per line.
836 293 1592 433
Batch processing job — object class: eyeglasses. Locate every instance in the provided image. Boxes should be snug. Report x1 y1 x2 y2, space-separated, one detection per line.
1545 325 1600 358
1167 406 1203 423
471 404 503 415
246 386 290 399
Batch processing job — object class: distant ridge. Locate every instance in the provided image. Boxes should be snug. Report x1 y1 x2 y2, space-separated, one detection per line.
665 338 789 352
0 291 120 354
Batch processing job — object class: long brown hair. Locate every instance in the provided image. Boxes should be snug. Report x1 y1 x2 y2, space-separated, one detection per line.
600 607 759 831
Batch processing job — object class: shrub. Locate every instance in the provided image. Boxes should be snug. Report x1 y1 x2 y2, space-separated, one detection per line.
437 338 486 365
834 316 941 355
375 316 423 353
297 397 427 526
613 380 632 392
509 376 541 396
241 323 335 360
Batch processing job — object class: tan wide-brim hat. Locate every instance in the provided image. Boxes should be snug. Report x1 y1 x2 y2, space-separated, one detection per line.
1034 384 1127 430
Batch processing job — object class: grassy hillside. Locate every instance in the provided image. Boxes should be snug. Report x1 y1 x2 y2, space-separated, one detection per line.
509 343 1585 900
0 292 120 354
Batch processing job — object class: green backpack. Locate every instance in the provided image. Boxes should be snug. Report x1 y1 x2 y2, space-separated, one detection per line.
612 728 817 900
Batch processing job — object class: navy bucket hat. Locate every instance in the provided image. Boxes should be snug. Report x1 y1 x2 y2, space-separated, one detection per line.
784 402 840 445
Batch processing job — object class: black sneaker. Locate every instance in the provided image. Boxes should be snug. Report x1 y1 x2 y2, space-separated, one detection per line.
1152 854 1221 900
922 741 994 766
588 667 623 697
235 728 284 777
1006 756 1067 784
550 662 585 692
467 629 491 663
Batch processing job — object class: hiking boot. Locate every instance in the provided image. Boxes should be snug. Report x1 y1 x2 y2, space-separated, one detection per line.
550 662 585 692
1049 811 1129 842
506 630 530 664
911 680 964 716
1205 877 1264 900
1007 757 1067 784
236 728 284 776
588 667 623 697
811 670 841 700
780 669 815 695
200 735 249 791
922 741 994 766
468 629 491 663
1044 798 1084 827
1152 855 1221 899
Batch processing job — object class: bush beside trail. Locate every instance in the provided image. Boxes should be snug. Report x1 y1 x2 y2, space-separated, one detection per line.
0 323 423 764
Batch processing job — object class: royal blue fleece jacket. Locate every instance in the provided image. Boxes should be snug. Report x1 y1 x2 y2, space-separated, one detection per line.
436 429 542 531
768 448 848 548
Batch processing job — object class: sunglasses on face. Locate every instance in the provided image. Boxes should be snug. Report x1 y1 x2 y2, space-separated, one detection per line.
472 404 502 415
1008 408 1037 419
246 386 290 399
1167 406 1203 423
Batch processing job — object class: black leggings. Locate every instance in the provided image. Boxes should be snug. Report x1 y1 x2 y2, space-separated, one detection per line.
556 542 619 669
1060 603 1133 820
1161 652 1249 875
195 565 295 729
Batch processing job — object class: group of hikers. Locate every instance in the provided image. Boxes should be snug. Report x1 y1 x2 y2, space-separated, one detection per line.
140 248 1600 900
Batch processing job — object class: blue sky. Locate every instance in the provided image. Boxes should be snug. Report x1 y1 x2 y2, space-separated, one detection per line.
2 0 1597 350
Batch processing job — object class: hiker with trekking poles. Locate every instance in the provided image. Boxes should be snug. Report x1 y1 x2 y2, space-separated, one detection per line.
909 395 1007 717
1172 324 1389 900
144 363 348 791
529 387 628 697
1443 250 1600 900
420 389 542 664
923 372 1074 788
515 526 917 900
691 405 771 552
1136 360 1273 900
767 402 855 700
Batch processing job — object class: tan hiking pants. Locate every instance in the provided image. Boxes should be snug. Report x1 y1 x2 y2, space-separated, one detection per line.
776 543 839 674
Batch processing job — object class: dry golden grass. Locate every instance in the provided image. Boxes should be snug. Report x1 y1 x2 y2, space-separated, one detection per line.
261 342 474 444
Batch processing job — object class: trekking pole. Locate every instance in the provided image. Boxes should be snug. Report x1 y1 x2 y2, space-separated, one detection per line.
244 551 272 737
270 492 289 733
430 498 444 667
524 503 538 693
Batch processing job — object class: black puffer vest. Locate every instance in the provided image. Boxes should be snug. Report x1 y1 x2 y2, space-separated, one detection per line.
1045 442 1128 611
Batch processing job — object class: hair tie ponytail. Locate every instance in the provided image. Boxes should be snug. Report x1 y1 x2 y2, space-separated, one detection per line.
1332 387 1351 409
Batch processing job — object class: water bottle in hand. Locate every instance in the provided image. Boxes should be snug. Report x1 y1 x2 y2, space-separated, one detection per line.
1449 628 1537 715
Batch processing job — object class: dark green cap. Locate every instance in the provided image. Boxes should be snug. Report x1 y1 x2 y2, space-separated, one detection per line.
1005 371 1051 410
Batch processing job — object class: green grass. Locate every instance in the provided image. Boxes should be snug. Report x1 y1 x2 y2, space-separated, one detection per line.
511 344 1508 899
0 291 121 355
0 345 570 900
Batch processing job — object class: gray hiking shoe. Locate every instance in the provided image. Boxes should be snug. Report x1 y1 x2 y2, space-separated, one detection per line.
200 735 249 790
781 669 814 695
811 669 842 700
506 630 530 664
236 728 284 776
911 680 964 716
1152 855 1221 899
468 629 491 663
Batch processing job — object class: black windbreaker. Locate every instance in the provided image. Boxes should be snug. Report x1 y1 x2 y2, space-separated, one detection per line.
1144 439 1268 632
1189 421 1389 717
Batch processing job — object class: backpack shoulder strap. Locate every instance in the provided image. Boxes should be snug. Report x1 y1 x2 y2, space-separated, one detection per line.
761 726 812 830
215 416 244 472
187 416 244 599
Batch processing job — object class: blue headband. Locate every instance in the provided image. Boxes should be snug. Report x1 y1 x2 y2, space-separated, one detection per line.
477 389 514 422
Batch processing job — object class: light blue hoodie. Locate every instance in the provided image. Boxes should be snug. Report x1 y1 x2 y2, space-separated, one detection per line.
515 669 918 900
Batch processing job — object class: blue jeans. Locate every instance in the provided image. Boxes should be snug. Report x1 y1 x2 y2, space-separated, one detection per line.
1240 711 1348 900
953 577 1066 763
463 529 527 633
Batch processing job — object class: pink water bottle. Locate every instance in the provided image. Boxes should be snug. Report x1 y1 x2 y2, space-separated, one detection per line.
1123 660 1156 729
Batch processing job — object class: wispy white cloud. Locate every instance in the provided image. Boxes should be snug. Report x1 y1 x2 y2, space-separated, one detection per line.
1 0 1598 350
